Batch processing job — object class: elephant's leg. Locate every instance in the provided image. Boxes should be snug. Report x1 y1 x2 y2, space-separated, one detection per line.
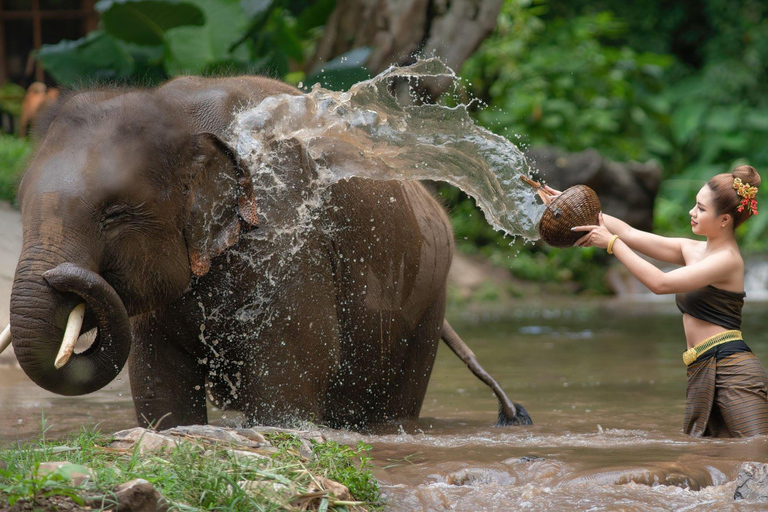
383 296 446 419
237 249 341 426
128 309 207 429
320 180 454 427
323 295 446 427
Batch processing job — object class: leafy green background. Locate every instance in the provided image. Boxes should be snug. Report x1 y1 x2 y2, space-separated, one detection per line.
452 0 768 291
35 0 354 88
461 0 768 246
3 0 767 292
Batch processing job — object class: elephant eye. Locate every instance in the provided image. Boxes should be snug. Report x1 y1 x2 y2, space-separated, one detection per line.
99 203 143 229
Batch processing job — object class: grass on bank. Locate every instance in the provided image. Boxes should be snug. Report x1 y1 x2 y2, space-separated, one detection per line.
0 422 382 511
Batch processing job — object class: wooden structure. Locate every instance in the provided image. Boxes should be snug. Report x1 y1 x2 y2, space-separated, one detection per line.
0 0 97 86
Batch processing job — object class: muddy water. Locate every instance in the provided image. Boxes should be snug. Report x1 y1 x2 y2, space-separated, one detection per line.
339 299 768 510
2 298 768 510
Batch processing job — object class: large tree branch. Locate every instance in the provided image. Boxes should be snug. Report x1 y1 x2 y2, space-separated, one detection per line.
311 0 502 84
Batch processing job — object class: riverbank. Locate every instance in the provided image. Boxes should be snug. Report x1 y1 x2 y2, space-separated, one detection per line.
0 424 381 511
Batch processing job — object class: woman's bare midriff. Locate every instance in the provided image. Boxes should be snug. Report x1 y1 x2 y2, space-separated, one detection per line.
683 313 734 349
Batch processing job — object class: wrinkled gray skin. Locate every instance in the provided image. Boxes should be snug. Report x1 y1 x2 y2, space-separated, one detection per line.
10 76 459 429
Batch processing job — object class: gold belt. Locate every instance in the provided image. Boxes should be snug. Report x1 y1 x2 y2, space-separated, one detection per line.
682 330 742 365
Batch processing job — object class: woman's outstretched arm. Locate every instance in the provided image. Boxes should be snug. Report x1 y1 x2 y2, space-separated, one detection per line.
541 186 688 264
573 215 736 295
599 214 688 265
608 238 734 294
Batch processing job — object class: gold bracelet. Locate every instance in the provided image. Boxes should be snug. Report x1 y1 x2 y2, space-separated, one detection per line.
607 234 620 255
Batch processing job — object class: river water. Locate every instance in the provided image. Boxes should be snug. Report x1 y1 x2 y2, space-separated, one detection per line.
2 297 768 510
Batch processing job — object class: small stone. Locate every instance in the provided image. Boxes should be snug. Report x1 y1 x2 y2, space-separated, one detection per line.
111 428 178 455
89 478 170 512
164 425 267 449
37 461 94 486
444 468 514 486
299 439 316 460
735 462 768 500
517 455 545 463
233 428 268 445
164 425 239 442
314 476 351 501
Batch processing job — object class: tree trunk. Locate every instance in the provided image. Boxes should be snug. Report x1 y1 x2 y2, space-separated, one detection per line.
311 0 502 82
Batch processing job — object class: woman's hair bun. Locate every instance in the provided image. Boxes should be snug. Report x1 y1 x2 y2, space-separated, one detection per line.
732 165 761 189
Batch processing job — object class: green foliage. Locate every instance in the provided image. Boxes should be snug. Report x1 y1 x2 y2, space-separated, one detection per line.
96 0 206 46
449 0 768 293
453 0 675 293
311 440 380 505
607 0 768 246
0 462 85 507
462 0 673 162
0 135 32 202
306 47 373 91
263 430 304 451
0 82 26 117
35 0 370 90
37 31 137 85
163 0 252 76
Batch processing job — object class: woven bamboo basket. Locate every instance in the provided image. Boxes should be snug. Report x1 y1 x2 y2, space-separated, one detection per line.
520 175 602 248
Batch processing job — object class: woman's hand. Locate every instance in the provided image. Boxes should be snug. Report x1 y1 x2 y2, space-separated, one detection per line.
571 212 614 248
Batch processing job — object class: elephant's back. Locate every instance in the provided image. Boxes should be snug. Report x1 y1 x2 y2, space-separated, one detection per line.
156 76 301 135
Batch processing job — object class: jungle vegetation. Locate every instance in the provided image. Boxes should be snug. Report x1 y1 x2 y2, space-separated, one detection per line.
457 0 768 292
1 0 766 292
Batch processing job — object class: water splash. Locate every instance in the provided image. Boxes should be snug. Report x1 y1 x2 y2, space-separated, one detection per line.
232 58 544 240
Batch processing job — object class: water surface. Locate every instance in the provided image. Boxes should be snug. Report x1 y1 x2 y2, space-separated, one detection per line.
2 298 768 510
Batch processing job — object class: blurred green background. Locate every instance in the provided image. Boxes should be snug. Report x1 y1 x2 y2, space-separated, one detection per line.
1 0 766 294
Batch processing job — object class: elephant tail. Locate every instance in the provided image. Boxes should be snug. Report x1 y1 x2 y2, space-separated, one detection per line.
440 320 533 426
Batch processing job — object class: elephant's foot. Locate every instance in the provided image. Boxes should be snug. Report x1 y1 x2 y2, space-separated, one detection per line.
497 402 533 427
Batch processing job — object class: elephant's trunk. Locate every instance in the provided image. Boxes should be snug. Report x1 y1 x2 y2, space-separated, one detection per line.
11 261 131 396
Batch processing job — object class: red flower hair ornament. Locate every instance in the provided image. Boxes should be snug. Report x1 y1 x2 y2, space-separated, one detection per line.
733 177 759 216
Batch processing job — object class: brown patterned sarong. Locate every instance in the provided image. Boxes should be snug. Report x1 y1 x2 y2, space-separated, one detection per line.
685 351 768 437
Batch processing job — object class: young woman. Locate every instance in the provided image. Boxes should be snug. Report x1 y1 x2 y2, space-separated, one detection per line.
568 165 766 438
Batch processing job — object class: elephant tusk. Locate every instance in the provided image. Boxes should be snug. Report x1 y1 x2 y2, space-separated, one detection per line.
0 324 11 355
55 303 86 369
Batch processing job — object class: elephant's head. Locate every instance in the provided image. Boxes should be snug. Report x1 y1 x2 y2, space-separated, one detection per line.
10 90 258 395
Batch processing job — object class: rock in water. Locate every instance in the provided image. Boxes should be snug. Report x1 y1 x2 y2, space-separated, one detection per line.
734 462 768 500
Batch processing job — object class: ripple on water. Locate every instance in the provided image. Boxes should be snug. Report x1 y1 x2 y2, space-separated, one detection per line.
381 480 744 512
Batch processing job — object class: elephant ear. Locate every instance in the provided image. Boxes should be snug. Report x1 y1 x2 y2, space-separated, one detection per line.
184 133 258 277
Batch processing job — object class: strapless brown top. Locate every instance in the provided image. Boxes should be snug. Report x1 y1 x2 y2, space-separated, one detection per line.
675 285 745 331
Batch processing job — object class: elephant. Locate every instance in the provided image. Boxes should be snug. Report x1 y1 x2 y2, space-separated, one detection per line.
2 74 532 430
